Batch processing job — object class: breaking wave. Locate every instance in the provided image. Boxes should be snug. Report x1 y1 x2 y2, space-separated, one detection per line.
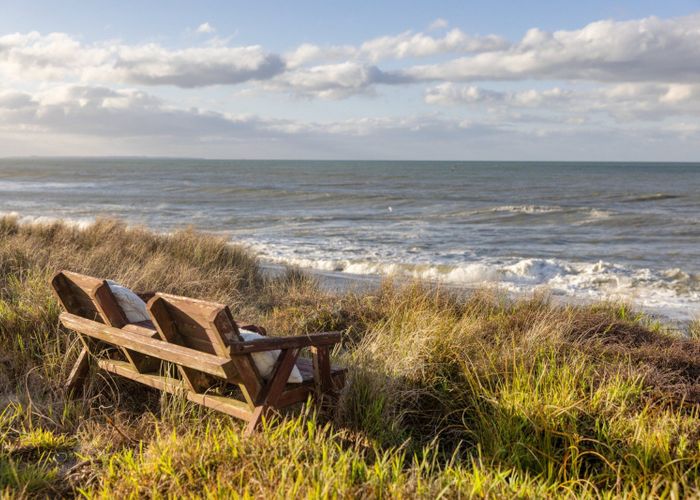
257 251 700 321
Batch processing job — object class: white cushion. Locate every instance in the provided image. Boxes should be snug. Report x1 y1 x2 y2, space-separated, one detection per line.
240 330 303 383
106 280 150 323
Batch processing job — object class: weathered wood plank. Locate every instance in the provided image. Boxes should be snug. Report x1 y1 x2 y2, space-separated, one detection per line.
51 272 102 322
276 383 314 407
311 346 332 395
121 322 160 338
92 284 127 327
65 346 91 395
275 370 347 407
98 359 253 421
229 332 341 354
60 312 233 379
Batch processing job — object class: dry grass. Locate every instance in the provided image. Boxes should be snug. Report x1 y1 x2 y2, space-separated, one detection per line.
1 215 699 498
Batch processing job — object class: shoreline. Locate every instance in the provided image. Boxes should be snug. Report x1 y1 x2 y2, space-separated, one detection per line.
259 261 693 332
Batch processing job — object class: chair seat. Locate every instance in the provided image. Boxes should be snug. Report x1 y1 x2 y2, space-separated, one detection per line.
295 357 347 383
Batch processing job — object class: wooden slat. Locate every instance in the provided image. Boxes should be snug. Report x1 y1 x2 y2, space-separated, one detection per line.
311 346 332 394
276 383 314 407
92 284 128 327
61 271 103 291
51 272 102 322
60 312 233 379
276 370 347 407
122 322 160 338
164 306 219 352
208 309 239 356
65 346 91 394
98 359 252 421
229 332 341 354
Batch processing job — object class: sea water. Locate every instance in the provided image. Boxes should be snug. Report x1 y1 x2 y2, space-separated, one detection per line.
1 158 698 321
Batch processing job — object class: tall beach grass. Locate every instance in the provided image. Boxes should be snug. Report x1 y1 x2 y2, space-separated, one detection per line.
0 215 698 498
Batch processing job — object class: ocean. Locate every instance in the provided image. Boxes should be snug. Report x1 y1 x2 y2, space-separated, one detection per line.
1 158 698 321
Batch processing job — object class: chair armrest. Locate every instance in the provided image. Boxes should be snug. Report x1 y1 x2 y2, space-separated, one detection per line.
229 332 341 354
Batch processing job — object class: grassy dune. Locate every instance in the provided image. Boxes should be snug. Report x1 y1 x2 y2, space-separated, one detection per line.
1 216 699 498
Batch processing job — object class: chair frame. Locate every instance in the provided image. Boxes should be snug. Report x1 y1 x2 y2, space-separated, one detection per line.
52 271 345 435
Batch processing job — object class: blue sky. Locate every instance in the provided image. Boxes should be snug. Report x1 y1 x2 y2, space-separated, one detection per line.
1 1 700 159
2 1 698 45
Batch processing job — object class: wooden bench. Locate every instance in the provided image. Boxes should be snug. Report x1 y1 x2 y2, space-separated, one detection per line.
52 271 346 435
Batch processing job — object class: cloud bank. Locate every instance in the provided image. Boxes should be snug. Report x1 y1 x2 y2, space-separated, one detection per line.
1 12 700 159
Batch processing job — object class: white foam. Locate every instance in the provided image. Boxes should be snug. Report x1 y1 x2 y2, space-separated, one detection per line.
252 243 700 322
0 211 95 230
491 205 564 214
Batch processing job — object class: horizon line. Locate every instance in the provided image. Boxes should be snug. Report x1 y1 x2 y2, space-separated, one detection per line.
2 155 700 164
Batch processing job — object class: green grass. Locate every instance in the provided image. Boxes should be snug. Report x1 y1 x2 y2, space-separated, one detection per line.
0 215 699 498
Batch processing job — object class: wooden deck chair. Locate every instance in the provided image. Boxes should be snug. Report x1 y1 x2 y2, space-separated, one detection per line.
53 271 346 435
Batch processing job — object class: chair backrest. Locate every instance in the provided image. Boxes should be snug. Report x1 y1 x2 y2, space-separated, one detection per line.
51 271 128 327
147 293 242 356
147 293 263 398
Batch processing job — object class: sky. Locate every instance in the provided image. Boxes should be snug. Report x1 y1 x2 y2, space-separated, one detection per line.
1 0 700 160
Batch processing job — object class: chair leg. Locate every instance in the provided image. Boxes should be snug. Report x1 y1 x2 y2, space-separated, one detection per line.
66 346 91 396
244 406 268 436
244 348 300 436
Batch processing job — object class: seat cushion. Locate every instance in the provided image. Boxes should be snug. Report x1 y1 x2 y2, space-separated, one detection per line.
106 280 150 323
239 330 303 383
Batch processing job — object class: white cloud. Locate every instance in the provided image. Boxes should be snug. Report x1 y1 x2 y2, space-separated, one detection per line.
278 13 700 100
424 81 700 124
285 28 508 68
5 13 700 96
110 44 285 87
284 43 356 69
403 14 700 83
0 84 317 146
425 83 573 107
0 32 110 81
267 61 409 99
196 22 215 34
0 32 284 88
428 18 449 31
1 84 700 160
0 84 498 148
359 29 508 63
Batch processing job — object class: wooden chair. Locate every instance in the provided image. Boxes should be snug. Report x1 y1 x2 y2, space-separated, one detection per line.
51 271 346 435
